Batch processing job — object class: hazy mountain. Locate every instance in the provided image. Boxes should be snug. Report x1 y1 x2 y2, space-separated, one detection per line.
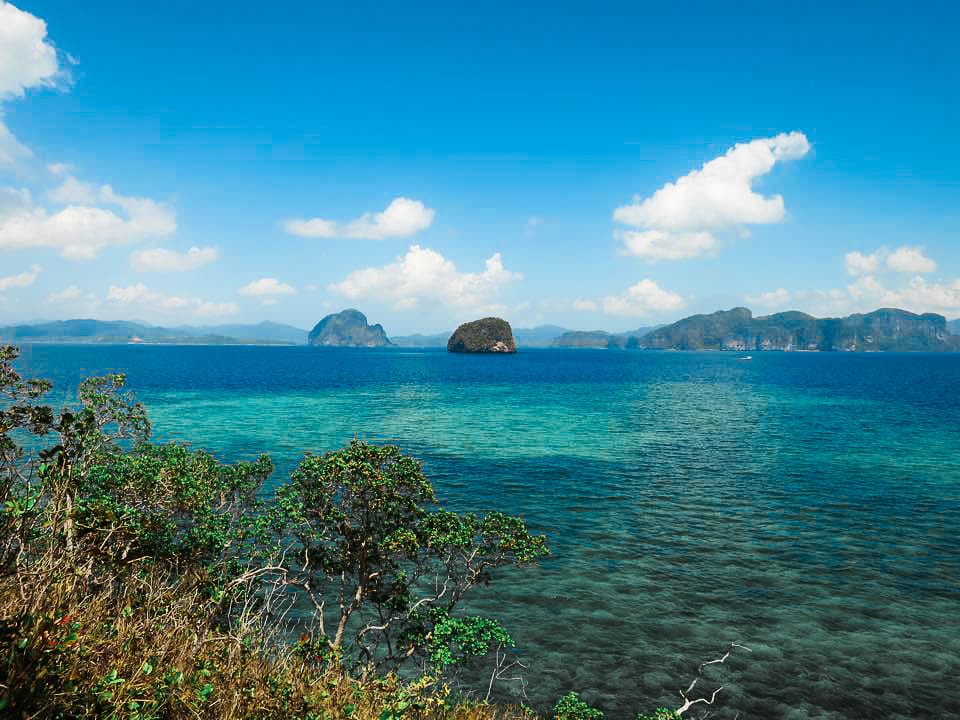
641 307 959 351
0 319 304 345
307 309 391 347
552 326 658 349
173 321 308 344
949 319 960 335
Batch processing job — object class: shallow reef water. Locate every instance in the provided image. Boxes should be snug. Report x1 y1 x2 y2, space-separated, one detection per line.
18 345 960 719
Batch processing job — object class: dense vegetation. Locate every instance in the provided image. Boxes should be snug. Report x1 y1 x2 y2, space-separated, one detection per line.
0 344 710 719
447 319 516 354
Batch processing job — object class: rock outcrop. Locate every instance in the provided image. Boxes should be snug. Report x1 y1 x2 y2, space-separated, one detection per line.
447 317 516 353
308 309 391 347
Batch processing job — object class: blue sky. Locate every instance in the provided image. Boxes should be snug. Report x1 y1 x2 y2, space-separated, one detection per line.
1 0 958 333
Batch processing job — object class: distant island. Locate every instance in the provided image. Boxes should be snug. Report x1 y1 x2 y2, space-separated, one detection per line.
551 326 659 349
447 317 516 353
2 308 957 351
638 307 959 352
0 319 307 345
308 309 391 347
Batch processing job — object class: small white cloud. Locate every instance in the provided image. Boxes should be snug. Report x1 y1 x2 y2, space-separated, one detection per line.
0 263 40 291
572 298 599 312
46 284 82 302
0 180 176 260
600 279 685 316
130 246 218 272
746 287 791 308
886 246 936 274
618 229 718 261
284 197 435 240
106 283 237 318
614 132 810 260
239 277 296 305
845 250 882 276
331 244 520 310
47 162 71 175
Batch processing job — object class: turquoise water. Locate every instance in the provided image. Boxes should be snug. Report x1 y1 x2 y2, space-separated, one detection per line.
15 346 960 719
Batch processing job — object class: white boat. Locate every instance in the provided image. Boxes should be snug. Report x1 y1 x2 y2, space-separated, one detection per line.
738 355 752 360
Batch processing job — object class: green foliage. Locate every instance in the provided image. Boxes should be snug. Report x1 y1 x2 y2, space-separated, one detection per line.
635 710 682 720
553 692 603 720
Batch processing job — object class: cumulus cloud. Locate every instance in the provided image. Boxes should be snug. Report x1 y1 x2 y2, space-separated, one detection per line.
886 246 936 274
0 263 40 291
106 283 237 318
614 132 810 260
330 244 520 310
0 1 61 99
284 197 435 240
746 287 791 308
130 246 218 272
619 230 717 261
846 246 937 277
0 1 64 167
600 279 685 316
238 277 296 305
0 179 176 260
844 250 882 276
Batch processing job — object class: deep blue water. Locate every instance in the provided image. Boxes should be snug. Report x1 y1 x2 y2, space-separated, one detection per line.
14 345 960 719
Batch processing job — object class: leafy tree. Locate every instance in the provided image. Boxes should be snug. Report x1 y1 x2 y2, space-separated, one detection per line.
270 441 548 671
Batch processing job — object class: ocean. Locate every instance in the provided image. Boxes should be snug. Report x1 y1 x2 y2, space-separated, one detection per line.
14 345 960 719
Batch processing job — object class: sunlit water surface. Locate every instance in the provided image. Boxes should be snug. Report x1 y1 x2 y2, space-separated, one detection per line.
16 345 960 719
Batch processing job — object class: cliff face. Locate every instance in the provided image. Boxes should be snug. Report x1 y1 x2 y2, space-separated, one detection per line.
447 318 516 353
307 309 391 347
640 307 958 351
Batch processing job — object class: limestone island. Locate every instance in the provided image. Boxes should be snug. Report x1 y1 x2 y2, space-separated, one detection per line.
308 309 391 347
447 317 517 353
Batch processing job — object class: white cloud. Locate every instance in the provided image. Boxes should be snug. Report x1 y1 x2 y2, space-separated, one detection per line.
330 244 521 310
284 197 435 240
572 298 599 312
106 283 238 318
845 250 882 276
0 1 61 99
46 284 82 302
619 229 718 261
600 279 685 316
746 287 791 308
0 263 40 291
239 277 296 305
614 132 810 260
846 246 938 277
886 246 936 274
0 180 176 260
0 1 64 168
0 120 31 166
130 246 218 272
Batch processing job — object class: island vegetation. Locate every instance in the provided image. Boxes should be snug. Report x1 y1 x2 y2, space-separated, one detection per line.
0 344 739 719
447 319 517 354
